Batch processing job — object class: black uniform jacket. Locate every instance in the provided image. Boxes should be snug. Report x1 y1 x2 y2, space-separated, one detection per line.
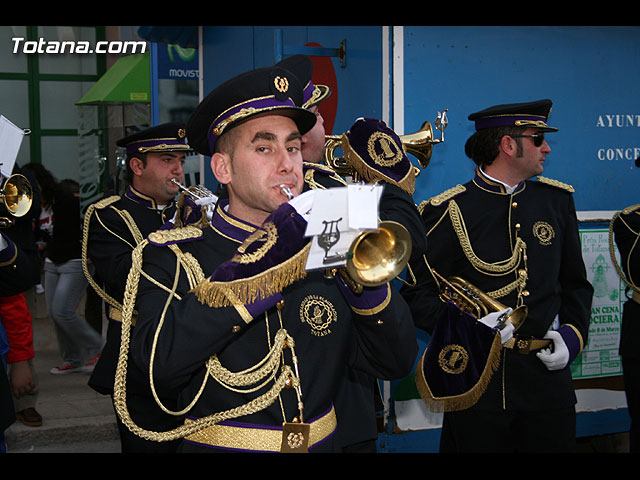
402 169 593 412
612 204 640 359
85 186 176 396
302 162 426 449
129 195 418 452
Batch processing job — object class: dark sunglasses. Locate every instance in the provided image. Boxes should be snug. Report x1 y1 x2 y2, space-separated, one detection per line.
511 133 545 147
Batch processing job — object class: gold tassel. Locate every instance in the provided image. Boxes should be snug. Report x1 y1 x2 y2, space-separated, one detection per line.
191 243 311 307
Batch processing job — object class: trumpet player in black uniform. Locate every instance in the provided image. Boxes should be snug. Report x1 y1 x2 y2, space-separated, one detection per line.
402 99 593 452
82 123 190 452
610 160 640 452
116 65 418 452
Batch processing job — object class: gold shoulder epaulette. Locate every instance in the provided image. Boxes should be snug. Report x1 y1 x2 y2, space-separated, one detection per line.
303 161 347 189
147 225 203 246
93 195 121 209
429 184 466 207
303 161 337 175
621 204 640 215
537 176 575 193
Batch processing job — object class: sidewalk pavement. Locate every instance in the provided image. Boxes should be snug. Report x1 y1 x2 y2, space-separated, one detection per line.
4 287 120 453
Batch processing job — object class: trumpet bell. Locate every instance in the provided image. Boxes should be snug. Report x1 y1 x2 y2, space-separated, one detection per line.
2 174 33 217
345 220 412 287
401 120 435 169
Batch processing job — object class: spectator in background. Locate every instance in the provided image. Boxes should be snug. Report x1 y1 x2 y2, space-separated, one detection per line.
22 163 56 295
44 178 102 375
2 293 40 427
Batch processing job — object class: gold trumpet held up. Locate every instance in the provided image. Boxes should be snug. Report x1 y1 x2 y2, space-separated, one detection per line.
329 220 413 295
324 110 448 176
0 173 33 228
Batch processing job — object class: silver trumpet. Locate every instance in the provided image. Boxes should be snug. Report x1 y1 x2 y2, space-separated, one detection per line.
171 179 218 224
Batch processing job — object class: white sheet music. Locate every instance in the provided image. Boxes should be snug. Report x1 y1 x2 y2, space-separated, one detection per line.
0 115 27 178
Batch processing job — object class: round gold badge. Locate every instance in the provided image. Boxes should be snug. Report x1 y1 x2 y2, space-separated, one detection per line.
300 295 337 336
438 344 469 375
367 131 404 168
533 221 555 246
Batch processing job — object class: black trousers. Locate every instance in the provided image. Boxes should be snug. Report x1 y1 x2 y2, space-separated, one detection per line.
439 406 576 453
622 356 640 453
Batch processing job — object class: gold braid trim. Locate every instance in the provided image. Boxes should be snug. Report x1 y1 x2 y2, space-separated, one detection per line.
81 196 142 313
428 184 466 207
487 269 528 299
113 238 300 443
448 200 527 277
609 205 640 294
414 334 503 412
303 163 348 190
537 175 575 193
191 242 311 307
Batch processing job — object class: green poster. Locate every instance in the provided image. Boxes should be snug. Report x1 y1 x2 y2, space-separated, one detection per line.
571 228 624 379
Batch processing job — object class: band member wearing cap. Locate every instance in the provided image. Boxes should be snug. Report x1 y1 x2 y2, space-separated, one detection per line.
276 54 331 166
610 175 640 452
121 65 417 452
82 123 190 453
278 55 428 452
402 99 593 452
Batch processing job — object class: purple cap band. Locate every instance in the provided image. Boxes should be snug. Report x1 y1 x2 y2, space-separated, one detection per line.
303 82 315 104
207 96 298 154
474 114 548 130
125 138 189 156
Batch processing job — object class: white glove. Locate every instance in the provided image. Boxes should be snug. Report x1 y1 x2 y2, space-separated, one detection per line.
288 189 316 223
536 330 570 371
478 308 514 344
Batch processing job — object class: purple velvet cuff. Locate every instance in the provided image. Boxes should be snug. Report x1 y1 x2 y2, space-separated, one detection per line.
335 275 389 313
557 324 583 362
158 196 204 230
245 292 283 319
0 233 17 266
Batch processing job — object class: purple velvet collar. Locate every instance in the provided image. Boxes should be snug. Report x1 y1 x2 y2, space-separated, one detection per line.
209 198 258 244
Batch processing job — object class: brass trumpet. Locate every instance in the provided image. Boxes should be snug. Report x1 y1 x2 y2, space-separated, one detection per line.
432 270 527 331
324 110 448 176
329 220 413 294
0 174 33 228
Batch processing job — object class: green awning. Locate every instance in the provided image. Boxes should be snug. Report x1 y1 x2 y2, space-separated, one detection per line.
76 52 150 105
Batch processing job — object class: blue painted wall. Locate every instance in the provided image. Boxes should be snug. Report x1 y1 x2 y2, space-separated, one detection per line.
200 26 386 188
403 26 640 212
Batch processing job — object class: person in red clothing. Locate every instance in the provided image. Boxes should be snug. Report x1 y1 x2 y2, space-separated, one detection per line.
0 293 41 426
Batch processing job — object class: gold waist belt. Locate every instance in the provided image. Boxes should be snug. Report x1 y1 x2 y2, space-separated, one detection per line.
184 405 337 452
503 335 551 354
633 290 640 305
109 307 136 326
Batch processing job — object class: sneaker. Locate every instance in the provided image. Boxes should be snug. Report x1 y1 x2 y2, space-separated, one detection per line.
50 362 83 375
82 354 100 373
34 284 44 294
16 407 42 427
